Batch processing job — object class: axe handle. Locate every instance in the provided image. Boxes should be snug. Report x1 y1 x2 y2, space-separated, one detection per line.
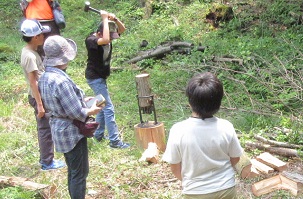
89 7 100 14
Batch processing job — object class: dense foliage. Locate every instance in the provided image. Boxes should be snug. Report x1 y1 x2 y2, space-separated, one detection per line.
1 0 303 198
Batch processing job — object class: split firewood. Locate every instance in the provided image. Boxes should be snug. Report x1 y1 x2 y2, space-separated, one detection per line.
254 134 301 149
256 152 288 172
252 172 303 197
234 152 259 179
250 159 274 174
280 171 303 196
139 142 159 163
245 141 299 157
252 174 282 197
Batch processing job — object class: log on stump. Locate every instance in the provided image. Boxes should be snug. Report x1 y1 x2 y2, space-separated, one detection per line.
256 152 288 172
245 141 299 157
135 73 152 114
134 121 166 152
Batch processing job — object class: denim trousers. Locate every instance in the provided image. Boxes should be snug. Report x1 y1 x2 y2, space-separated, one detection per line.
87 78 120 143
64 138 89 199
28 95 54 165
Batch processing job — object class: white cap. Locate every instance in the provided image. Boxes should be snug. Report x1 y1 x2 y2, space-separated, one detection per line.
20 19 51 37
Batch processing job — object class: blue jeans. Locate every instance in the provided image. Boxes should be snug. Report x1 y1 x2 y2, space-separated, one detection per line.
87 78 120 143
64 138 89 199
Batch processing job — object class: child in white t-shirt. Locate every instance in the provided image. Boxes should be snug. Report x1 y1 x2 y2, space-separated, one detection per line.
162 72 243 199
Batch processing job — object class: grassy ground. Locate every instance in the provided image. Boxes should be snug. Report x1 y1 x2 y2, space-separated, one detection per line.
1 0 303 198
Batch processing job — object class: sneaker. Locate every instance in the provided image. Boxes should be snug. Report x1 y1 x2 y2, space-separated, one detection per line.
109 140 130 149
94 135 109 142
41 159 66 171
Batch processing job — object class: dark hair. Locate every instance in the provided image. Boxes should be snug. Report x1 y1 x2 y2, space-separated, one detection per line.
22 35 32 43
186 72 223 119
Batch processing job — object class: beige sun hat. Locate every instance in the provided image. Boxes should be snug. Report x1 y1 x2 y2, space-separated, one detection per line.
43 35 77 67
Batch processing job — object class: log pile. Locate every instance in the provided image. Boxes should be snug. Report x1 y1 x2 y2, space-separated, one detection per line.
245 134 301 158
239 152 303 197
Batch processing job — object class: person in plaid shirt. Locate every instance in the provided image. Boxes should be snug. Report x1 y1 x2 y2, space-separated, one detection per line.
38 35 102 199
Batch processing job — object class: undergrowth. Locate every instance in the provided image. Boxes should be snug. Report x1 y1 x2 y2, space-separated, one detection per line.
1 0 303 198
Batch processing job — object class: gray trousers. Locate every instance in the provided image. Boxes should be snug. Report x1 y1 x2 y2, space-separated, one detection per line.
28 95 54 165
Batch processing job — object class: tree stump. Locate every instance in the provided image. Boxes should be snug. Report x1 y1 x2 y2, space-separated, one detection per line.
134 121 166 152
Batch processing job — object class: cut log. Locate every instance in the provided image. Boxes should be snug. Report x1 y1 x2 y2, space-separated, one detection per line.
234 152 259 179
252 172 303 197
252 175 282 197
256 152 288 172
139 142 159 163
250 159 274 174
254 134 301 149
245 141 299 157
134 121 166 152
135 73 152 113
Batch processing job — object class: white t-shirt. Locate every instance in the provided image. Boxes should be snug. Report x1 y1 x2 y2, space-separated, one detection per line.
162 117 243 195
20 47 44 97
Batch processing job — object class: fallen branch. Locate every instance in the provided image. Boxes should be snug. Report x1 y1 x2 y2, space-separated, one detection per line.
126 41 201 64
245 141 299 157
254 134 301 149
0 176 54 198
212 56 244 65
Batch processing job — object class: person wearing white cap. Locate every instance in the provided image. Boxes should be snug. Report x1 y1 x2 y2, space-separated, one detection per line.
21 0 61 58
38 35 102 199
20 19 66 171
85 10 130 149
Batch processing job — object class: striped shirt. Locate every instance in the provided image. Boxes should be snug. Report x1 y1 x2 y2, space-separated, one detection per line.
38 67 89 153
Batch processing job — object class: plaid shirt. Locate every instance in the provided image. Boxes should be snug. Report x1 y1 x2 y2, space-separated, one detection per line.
38 67 89 153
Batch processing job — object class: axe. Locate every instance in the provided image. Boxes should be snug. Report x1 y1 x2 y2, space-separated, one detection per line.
84 1 100 14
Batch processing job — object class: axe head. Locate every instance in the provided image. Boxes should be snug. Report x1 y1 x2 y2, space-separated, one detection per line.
84 1 90 12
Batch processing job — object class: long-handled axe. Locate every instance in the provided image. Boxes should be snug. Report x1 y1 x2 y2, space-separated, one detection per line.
84 1 100 14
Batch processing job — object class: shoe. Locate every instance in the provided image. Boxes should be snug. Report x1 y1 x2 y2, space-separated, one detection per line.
109 140 130 149
94 135 109 142
41 159 66 171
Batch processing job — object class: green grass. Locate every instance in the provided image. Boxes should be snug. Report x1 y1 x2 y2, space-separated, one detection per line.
1 0 303 198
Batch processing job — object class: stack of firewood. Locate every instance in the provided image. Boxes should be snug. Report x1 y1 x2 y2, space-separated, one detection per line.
237 152 303 197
